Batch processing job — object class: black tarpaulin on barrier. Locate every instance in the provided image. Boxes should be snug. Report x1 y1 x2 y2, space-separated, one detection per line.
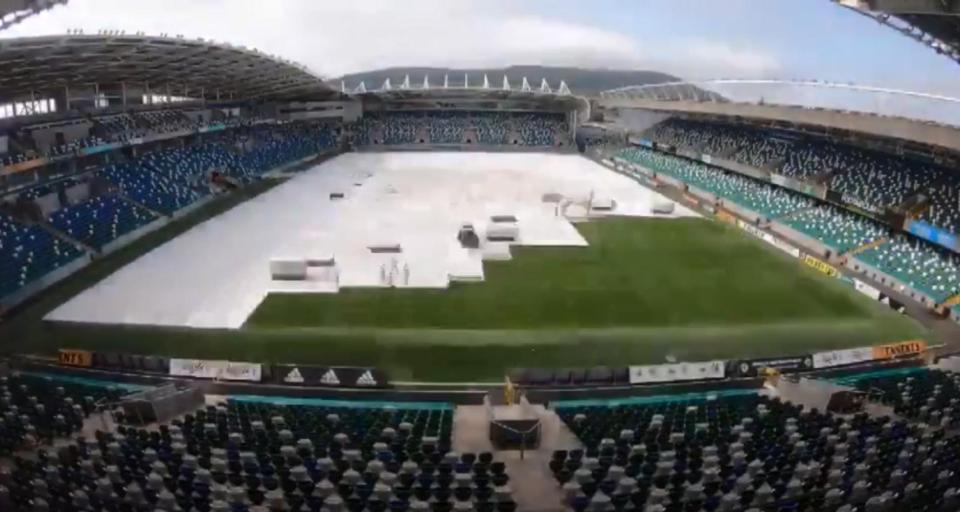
509 366 630 387
275 364 390 388
91 352 170 374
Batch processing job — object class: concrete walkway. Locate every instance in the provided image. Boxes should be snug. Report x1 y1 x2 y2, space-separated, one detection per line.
453 400 581 512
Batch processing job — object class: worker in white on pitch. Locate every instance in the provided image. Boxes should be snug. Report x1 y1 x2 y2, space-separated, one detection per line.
403 263 410 285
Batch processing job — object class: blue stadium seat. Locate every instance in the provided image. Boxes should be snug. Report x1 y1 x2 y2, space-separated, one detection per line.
48 194 159 249
0 213 83 298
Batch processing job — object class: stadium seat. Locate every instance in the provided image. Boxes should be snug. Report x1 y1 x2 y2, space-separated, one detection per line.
48 194 158 250
857 236 960 302
0 374 125 455
355 111 567 147
553 391 960 512
0 213 84 299
6 398 522 512
617 147 811 219
783 204 887 253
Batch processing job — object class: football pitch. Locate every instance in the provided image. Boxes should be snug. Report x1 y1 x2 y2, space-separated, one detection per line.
5 214 926 382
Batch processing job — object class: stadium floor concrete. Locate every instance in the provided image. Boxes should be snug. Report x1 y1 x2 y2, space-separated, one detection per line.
46 152 697 329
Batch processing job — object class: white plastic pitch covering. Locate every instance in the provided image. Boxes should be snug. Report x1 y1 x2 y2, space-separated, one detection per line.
46 152 698 329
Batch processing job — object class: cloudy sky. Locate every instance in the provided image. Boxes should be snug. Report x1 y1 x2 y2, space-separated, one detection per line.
4 0 958 96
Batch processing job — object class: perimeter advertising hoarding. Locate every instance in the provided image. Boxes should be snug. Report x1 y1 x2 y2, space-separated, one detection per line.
802 254 839 278
872 340 926 360
907 220 959 253
275 364 389 388
736 220 801 258
58 349 93 368
629 360 725 384
811 346 874 369
732 356 812 377
169 358 262 381
770 174 826 200
0 157 47 175
853 279 881 300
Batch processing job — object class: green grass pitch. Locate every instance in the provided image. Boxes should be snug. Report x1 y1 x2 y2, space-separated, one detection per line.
2 205 926 382
250 218 872 328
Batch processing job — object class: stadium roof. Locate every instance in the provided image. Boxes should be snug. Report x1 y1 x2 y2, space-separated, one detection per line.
0 0 66 31
601 96 960 154
0 33 335 102
836 0 960 64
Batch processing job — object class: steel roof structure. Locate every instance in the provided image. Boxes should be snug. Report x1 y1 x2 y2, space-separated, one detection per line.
0 0 66 31
0 33 335 103
836 0 960 64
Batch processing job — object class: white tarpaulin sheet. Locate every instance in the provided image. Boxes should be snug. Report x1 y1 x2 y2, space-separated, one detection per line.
47 152 699 329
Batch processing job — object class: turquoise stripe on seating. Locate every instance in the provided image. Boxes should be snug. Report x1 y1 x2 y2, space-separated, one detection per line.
827 366 929 386
553 388 759 409
18 371 153 392
228 394 453 411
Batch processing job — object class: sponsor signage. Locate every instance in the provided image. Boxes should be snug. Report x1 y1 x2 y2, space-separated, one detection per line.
802 254 839 278
907 220 959 252
812 347 874 369
853 279 881 300
737 219 765 239
716 209 737 225
872 340 926 360
733 356 812 377
169 359 262 381
169 358 227 379
770 173 825 199
1 157 48 175
736 220 800 258
841 194 884 216
80 143 121 156
275 364 389 388
198 123 226 133
629 360 725 384
220 361 262 382
768 236 800 258
58 349 93 368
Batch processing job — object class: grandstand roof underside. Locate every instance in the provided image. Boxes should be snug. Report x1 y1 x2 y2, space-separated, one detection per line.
359 89 579 112
838 0 960 62
601 97 960 154
0 34 335 102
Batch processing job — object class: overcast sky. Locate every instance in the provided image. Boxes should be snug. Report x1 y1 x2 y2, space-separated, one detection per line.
4 0 958 96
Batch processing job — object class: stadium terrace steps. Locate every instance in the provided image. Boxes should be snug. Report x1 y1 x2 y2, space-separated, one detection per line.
846 237 889 256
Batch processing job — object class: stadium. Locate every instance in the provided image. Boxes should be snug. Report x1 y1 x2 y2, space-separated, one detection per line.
0 0 959 511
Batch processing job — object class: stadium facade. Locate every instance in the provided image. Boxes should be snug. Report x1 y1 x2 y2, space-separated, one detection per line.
2 21 960 512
